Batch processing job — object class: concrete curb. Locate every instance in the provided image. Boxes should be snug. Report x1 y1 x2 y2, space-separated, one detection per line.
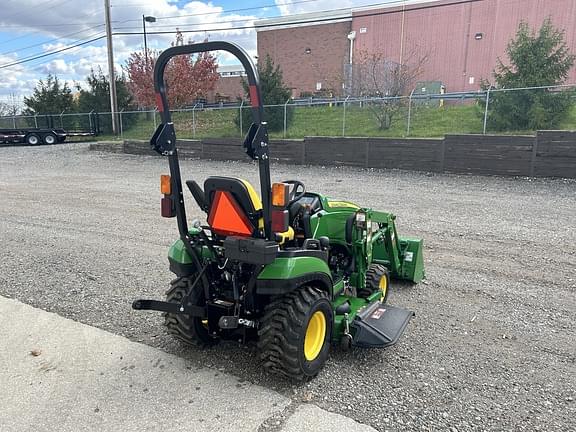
281 404 377 431
0 297 376 432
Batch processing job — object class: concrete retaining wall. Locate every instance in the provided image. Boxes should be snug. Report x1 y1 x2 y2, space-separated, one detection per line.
90 131 576 179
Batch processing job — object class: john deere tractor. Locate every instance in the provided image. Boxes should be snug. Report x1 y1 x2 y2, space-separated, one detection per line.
133 41 425 381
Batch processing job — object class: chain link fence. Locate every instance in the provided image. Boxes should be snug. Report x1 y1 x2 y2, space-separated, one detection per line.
1 84 575 141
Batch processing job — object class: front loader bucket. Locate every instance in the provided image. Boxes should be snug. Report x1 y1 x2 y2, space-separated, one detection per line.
350 302 414 348
399 237 425 283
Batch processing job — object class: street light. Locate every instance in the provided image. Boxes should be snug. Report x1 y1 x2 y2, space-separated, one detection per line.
143 15 156 64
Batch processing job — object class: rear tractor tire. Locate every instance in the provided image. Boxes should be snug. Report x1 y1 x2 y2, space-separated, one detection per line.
258 286 333 381
359 264 390 303
164 276 215 347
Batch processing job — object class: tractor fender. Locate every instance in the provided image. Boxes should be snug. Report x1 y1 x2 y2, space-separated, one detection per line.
167 230 206 276
168 239 198 276
256 257 333 297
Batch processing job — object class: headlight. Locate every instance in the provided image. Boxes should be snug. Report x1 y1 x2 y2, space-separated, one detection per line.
356 210 367 229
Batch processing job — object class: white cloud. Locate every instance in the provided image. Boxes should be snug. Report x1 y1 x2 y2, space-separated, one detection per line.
42 59 71 74
0 0 388 97
0 53 37 95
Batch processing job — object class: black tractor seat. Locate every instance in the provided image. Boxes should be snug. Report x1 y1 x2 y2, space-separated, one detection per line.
203 176 262 221
193 176 265 237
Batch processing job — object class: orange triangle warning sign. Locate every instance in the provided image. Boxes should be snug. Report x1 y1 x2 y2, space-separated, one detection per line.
208 190 254 236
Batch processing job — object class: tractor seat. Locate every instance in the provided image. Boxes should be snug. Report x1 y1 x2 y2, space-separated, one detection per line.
203 176 264 237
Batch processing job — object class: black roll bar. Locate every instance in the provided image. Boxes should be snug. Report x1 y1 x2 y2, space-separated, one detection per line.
150 41 273 241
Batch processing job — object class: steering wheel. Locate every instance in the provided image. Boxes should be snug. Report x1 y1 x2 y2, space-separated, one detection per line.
283 180 306 204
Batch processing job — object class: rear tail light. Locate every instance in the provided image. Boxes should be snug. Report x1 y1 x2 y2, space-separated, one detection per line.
160 174 175 217
271 209 289 233
161 197 175 218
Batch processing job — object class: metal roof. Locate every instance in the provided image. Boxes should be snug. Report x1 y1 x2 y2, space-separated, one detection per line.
255 0 446 31
255 9 352 31
354 0 445 13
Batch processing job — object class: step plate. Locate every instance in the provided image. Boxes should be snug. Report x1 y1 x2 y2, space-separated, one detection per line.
350 302 414 348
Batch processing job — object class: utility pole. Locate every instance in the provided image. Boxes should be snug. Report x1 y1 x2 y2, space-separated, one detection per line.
104 0 118 135
143 15 148 65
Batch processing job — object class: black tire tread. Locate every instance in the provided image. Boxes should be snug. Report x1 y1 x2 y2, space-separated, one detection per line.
258 286 330 381
359 263 390 300
164 276 214 347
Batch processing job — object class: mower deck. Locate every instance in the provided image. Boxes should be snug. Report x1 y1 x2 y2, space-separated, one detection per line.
351 302 414 348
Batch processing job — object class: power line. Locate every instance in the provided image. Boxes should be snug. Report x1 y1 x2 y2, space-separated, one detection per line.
0 0 351 66
0 34 107 69
0 0 318 31
0 20 105 29
0 0 314 49
0 0 488 70
111 0 419 31
0 24 105 57
0 0 76 23
0 30 48 48
111 0 324 21
115 0 488 36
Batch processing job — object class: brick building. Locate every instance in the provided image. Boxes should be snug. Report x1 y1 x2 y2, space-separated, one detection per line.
256 0 576 96
257 10 352 97
207 65 245 103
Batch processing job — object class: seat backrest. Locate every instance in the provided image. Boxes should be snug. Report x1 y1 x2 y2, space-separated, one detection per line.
204 176 263 237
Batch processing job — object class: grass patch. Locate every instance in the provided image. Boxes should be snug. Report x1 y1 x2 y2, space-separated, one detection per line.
100 101 576 141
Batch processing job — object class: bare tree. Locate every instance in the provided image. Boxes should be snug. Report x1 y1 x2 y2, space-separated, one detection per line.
0 94 21 117
350 50 428 130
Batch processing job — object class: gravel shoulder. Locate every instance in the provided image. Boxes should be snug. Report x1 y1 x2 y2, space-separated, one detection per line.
0 143 574 431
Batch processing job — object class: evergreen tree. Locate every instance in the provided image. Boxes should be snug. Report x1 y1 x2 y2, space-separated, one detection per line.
76 68 135 134
237 55 293 132
23 74 75 115
483 19 575 131
76 67 133 113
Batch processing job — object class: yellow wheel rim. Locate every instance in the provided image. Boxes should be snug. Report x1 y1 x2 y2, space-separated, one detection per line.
379 275 388 301
304 311 326 361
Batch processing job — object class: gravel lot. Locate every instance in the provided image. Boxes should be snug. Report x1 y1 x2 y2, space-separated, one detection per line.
1 143 575 431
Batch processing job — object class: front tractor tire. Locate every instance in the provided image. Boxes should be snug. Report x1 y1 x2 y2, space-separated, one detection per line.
164 276 215 347
258 286 333 381
359 264 390 303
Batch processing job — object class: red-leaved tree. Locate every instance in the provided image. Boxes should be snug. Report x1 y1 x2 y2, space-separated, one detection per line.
125 35 219 109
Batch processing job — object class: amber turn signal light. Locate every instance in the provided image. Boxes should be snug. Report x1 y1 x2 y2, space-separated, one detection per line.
272 182 290 208
160 174 171 195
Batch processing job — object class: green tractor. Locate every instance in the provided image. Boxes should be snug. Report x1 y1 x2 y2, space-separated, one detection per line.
133 41 425 381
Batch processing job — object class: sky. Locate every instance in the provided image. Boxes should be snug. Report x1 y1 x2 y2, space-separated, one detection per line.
0 0 399 105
